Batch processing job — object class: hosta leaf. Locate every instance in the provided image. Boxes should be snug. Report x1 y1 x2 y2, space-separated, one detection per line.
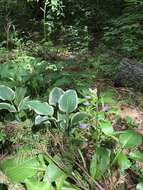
25 179 53 190
0 85 15 101
59 90 78 113
129 151 143 162
49 87 64 106
117 152 131 172
35 115 49 125
99 120 113 135
71 112 89 125
57 112 67 122
0 156 42 182
27 100 54 116
57 112 67 128
119 130 142 148
14 87 27 107
0 103 16 112
18 96 29 111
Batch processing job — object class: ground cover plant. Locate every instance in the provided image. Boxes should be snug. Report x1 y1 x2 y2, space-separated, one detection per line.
1 0 143 190
1 85 143 190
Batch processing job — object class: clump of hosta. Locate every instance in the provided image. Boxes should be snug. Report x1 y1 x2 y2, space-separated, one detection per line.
34 87 89 134
0 85 89 134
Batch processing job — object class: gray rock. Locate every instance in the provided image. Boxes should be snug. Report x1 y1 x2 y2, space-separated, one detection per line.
114 58 143 91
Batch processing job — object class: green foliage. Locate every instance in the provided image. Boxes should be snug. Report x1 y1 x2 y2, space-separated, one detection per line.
58 90 78 113
25 179 52 190
0 50 97 95
117 152 131 172
61 25 89 51
0 103 16 112
90 147 111 180
103 10 143 58
43 0 64 40
0 85 15 101
99 120 113 136
129 151 143 162
71 112 88 126
1 1 143 188
0 85 28 118
1 86 143 189
43 155 66 183
0 122 6 146
27 100 54 116
49 87 64 106
119 130 142 148
0 54 63 95
0 151 79 190
0 156 43 183
33 87 88 136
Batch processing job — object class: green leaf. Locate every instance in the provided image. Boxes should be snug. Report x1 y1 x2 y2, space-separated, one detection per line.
27 100 54 116
35 115 49 125
129 151 143 162
117 152 131 172
136 182 143 190
49 87 64 106
90 147 111 180
99 120 113 135
25 179 53 190
0 103 16 112
90 153 97 178
57 112 67 128
18 96 29 111
119 130 142 148
44 155 66 183
14 87 27 107
59 90 78 113
0 85 15 101
0 156 42 183
56 173 67 190
71 112 88 125
101 89 117 105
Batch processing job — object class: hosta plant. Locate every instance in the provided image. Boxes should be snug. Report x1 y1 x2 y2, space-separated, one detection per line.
33 87 89 135
0 85 88 129
0 85 28 119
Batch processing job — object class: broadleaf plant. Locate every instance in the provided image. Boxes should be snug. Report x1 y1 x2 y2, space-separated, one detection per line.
58 90 78 113
49 87 64 106
0 85 15 101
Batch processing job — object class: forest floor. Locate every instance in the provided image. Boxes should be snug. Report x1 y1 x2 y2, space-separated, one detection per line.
1 47 143 190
